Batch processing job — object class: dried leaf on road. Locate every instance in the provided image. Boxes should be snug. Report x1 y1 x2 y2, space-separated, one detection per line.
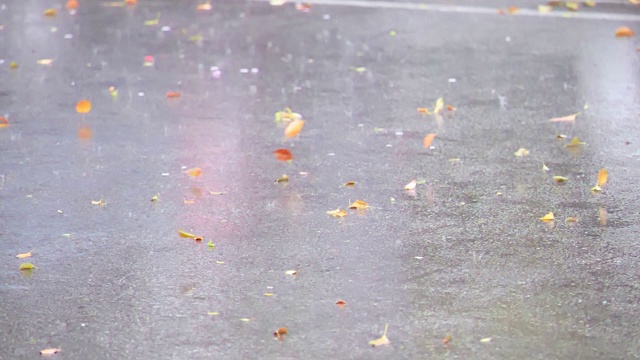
553 176 568 183
327 208 347 217
549 113 578 122
335 299 347 307
19 262 38 271
615 26 635 37
540 212 555 222
342 181 356 187
514 148 529 157
185 167 202 177
273 148 293 162
166 91 181 98
40 348 61 356
349 200 369 209
273 327 288 339
16 250 33 259
423 133 436 149
597 168 608 187
404 180 417 190
76 100 91 114
565 137 586 147
178 230 197 239
275 174 289 183
433 97 444 114
369 323 390 347
284 119 305 139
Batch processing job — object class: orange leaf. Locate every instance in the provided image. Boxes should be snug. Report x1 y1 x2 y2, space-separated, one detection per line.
273 327 288 339
597 168 608 188
349 200 369 209
185 167 202 177
0 116 9 128
166 91 181 98
75 100 92 114
615 26 635 37
446 104 456 111
77 127 92 140
507 6 519 13
197 2 212 10
423 133 436 149
66 0 78 9
335 299 347 307
40 348 61 356
284 119 305 139
417 107 430 114
125 0 138 4
273 148 293 162
404 180 417 190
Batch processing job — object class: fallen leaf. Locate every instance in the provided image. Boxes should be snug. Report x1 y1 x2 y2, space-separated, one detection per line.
597 168 608 188
480 337 492 343
207 311 219 316
208 190 227 195
417 107 431 114
44 8 57 16
295 3 312 11
342 181 356 187
264 293 274 296
75 100 92 114
77 127 92 140
565 2 579 10
514 148 530 157
335 299 347 307
40 348 61 355
207 241 215 248
540 212 555 222
631 0 640 4
109 86 118 97
125 0 138 4
194 236 203 242
185 167 202 177
166 91 181 98
351 66 366 73
565 137 586 147
285 270 298 275
615 26 635 37
585 1 596 7
150 194 159 201
91 199 106 206
66 0 78 9
598 207 607 226
37 59 53 65
404 180 417 190
423 133 436 149
216 261 225 264
275 108 301 123
442 334 453 347
0 116 9 128
273 148 293 161
178 230 197 239
9 61 18 69
16 249 34 259
553 176 568 183
507 6 519 13
143 55 154 66
538 5 552 12
542 163 549 172
565 217 579 223
275 174 289 183
240 318 251 322
19 262 38 271
446 104 456 111
284 119 305 139
369 323 390 347
556 134 567 140
273 327 288 339
183 199 195 204
197 2 212 10
549 113 578 122
433 97 444 114
349 200 369 210
327 208 348 217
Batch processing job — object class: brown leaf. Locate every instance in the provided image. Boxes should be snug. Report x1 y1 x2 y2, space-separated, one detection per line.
342 181 356 187
335 299 347 307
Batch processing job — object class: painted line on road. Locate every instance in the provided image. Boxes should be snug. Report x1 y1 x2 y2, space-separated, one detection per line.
258 0 640 22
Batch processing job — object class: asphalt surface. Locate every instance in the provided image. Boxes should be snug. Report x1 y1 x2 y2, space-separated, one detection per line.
1 0 640 359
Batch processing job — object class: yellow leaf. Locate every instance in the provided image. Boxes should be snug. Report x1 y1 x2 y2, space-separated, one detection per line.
553 176 568 183
565 2 579 11
514 148 529 157
480 337 492 343
549 113 578 122
585 1 595 6
349 200 369 210
352 67 366 73
91 199 106 206
404 180 417 191
185 167 202 177
597 168 608 188
433 97 444 114
19 262 38 271
423 133 436 149
9 61 18 69
216 261 225 264
540 212 555 222
369 323 390 347
44 8 57 16
264 293 274 297
565 137 586 147
327 208 348 217
150 194 159 202
591 185 602 192
538 5 552 13
16 249 34 259
207 311 219 316
144 13 160 25
40 348 61 355
275 174 289 183
240 318 251 322
178 230 197 239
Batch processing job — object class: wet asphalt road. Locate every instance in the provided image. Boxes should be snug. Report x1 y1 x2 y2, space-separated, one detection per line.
1 0 640 359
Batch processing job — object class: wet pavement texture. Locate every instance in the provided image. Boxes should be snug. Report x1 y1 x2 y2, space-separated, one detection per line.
1 0 640 359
